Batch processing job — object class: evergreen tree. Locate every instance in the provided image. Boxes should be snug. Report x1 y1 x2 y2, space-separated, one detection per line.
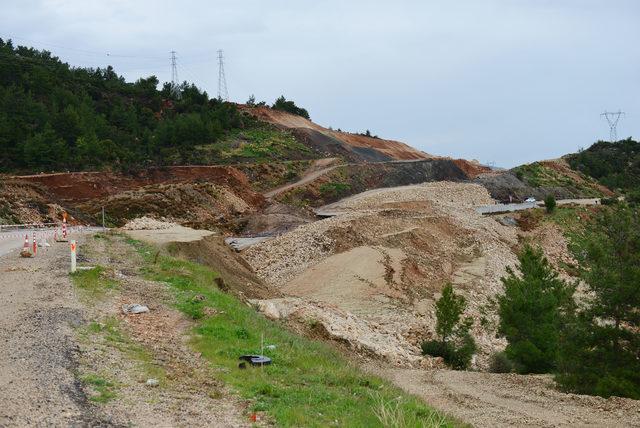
422 284 476 369
556 205 640 399
498 245 574 373
272 95 310 119
544 195 556 213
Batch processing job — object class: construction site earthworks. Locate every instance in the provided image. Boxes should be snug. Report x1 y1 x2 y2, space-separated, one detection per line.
1 104 638 427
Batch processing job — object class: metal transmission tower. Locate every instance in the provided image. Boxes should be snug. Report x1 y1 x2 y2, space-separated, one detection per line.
601 110 625 142
170 50 181 99
217 49 229 101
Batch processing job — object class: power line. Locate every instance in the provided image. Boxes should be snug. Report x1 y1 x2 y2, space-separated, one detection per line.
601 110 625 142
217 49 228 101
4 34 168 61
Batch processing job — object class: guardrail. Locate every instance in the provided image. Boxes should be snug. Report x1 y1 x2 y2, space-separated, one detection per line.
0 222 59 231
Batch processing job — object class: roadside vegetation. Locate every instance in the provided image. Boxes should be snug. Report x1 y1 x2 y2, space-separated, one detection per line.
544 195 556 213
123 237 453 427
556 204 640 398
70 265 118 298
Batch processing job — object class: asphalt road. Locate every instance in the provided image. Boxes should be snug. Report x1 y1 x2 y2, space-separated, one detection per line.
0 227 102 257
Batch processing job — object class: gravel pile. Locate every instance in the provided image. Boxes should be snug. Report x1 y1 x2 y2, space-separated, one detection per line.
324 181 495 212
244 213 365 285
121 216 177 230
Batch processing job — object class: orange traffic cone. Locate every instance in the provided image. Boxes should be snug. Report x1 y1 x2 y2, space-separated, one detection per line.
20 234 32 258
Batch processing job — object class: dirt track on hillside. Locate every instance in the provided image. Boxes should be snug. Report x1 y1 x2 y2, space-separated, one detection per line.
373 367 640 427
264 158 340 198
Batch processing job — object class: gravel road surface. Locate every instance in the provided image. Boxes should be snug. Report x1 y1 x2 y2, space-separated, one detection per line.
0 234 110 426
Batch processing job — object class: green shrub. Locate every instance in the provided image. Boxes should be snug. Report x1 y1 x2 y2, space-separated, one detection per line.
421 334 476 370
272 95 310 119
544 195 556 213
600 197 618 206
489 352 514 373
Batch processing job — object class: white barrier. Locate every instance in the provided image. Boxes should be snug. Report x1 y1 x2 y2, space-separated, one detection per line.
0 225 85 240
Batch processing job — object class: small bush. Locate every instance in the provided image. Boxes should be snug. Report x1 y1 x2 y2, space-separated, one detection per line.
421 334 476 370
544 195 556 213
489 352 514 373
600 197 618 206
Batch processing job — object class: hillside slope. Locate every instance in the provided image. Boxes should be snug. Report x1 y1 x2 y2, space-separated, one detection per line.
239 105 432 162
565 138 640 193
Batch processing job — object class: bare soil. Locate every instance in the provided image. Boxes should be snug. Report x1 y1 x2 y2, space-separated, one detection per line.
373 366 640 427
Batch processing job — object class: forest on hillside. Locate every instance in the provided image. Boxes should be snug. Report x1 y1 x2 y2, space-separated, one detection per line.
0 39 251 172
566 139 640 195
0 40 311 173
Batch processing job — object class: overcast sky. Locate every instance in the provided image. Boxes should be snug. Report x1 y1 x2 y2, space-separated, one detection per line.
3 0 639 167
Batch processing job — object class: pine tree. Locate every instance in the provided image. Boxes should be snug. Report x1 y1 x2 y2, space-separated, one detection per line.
498 245 574 373
556 205 640 398
422 284 476 369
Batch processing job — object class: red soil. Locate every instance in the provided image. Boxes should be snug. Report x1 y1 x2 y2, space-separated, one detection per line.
11 166 265 207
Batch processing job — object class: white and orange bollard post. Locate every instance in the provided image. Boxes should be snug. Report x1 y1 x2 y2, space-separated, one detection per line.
32 232 37 256
70 240 77 273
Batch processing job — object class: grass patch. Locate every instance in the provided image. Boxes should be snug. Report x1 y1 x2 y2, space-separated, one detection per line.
319 181 351 198
81 373 117 403
512 162 603 196
81 317 166 385
197 120 314 163
126 238 453 427
70 265 118 297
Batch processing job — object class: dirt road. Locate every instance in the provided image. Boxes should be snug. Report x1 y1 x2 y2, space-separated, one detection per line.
263 158 340 198
0 236 107 426
374 367 640 427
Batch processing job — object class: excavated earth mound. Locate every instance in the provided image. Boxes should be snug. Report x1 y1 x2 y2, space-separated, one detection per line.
275 159 490 208
0 177 84 224
10 167 265 228
243 182 518 367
